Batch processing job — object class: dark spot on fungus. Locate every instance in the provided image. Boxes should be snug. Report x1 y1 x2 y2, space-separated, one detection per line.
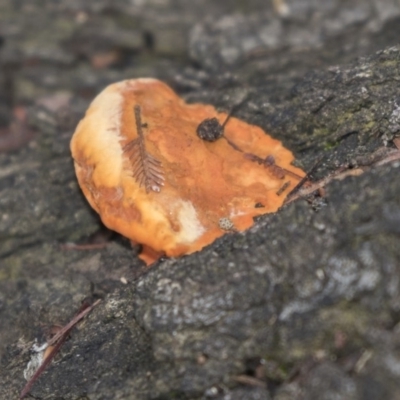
196 117 224 142
196 112 244 153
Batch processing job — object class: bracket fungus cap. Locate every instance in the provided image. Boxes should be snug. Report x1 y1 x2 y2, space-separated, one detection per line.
71 78 305 264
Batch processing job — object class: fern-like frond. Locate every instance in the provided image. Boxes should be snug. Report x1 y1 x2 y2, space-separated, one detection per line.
123 105 165 193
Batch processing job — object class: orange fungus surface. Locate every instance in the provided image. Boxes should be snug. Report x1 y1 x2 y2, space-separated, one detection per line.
70 78 305 264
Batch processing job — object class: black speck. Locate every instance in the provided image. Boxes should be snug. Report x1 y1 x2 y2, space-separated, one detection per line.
143 31 155 51
196 117 224 142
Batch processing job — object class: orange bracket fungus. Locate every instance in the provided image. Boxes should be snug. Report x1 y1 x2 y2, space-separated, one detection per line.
70 78 305 264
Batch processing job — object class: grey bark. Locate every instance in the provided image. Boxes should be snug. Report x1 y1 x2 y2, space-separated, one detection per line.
1 1 400 399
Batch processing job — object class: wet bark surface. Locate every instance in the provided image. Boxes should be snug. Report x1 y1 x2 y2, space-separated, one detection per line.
1 1 400 399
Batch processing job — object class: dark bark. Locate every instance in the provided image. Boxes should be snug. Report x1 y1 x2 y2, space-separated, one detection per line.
1 1 400 399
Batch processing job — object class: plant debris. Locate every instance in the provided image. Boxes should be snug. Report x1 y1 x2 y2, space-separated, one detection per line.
20 299 101 399
123 104 165 193
284 145 400 205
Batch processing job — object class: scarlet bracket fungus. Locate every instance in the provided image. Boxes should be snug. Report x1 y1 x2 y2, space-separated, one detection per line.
71 78 305 264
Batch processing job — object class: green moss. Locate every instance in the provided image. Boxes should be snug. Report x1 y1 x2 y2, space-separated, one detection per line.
324 140 338 150
312 127 330 138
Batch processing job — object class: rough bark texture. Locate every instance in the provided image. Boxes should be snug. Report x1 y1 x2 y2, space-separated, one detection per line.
1 1 400 399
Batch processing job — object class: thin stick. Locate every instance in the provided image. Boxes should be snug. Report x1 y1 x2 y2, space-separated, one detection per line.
284 155 324 203
20 332 68 399
244 153 304 181
234 374 267 388
221 93 250 129
20 299 101 399
284 148 400 205
46 299 101 347
221 95 252 151
224 135 244 152
276 181 291 196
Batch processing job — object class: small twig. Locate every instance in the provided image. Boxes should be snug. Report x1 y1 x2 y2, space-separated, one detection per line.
221 93 251 129
46 299 101 348
284 166 359 205
20 299 101 399
284 155 325 203
244 153 304 181
375 148 400 166
20 332 68 399
234 374 267 388
224 135 244 152
284 148 400 205
276 181 291 196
